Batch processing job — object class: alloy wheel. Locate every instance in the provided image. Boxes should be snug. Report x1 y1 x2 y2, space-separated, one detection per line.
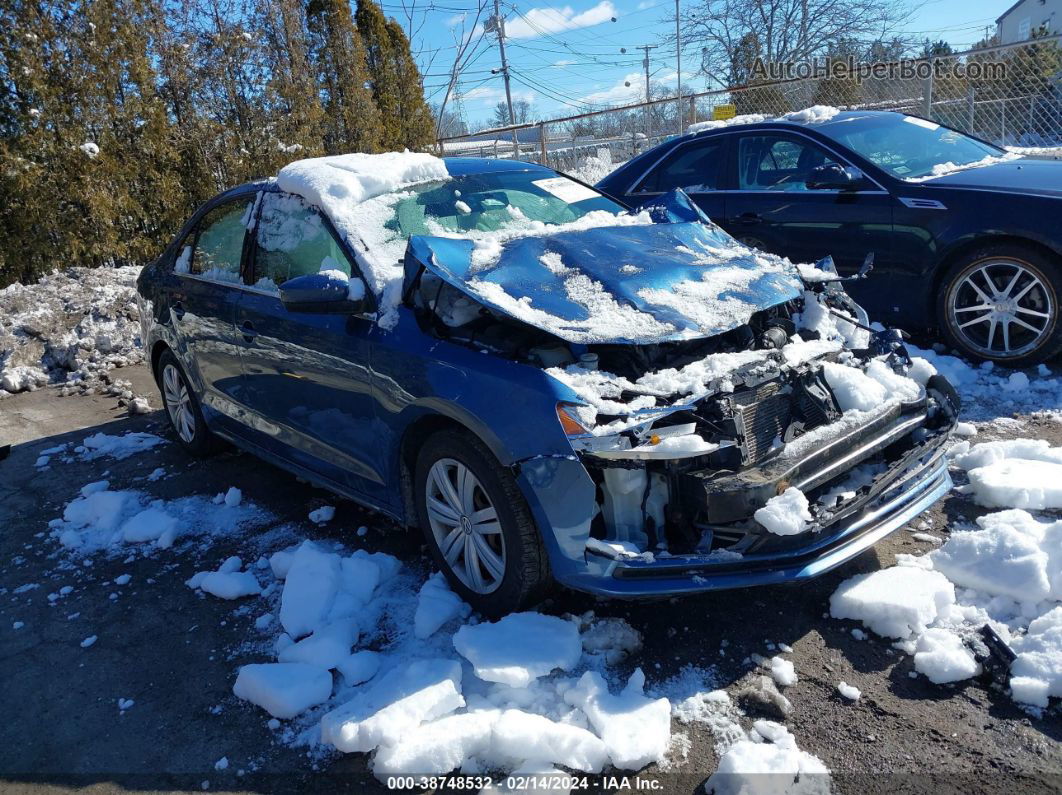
425 458 506 594
162 363 196 443
947 259 1054 358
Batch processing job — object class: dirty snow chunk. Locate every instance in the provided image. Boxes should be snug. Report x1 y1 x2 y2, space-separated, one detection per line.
79 432 164 460
308 505 335 524
372 710 498 778
913 628 981 683
279 541 342 638
754 487 812 536
767 656 798 687
79 141 100 157
35 455 50 467
837 681 861 701
564 669 671 769
81 635 97 648
829 567 955 639
336 650 381 685
453 613 582 687
964 458 1062 510
223 487 242 507
232 663 333 719
414 572 470 639
491 709 609 773
954 422 977 437
851 628 867 641
321 658 464 753
930 510 1058 602
199 569 261 600
129 397 151 415
578 616 643 665
13 621 24 630
121 507 179 544
114 574 131 586
1009 606 1062 707
278 621 357 669
214 757 228 771
118 698 134 710
705 736 830 795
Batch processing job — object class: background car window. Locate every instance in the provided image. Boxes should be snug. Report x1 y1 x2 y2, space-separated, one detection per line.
253 192 354 289
185 200 252 282
737 135 843 191
636 140 725 193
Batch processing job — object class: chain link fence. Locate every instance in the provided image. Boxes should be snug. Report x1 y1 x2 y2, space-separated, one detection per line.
437 36 1062 176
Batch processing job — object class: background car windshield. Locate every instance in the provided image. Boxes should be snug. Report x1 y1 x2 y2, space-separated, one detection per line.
385 171 624 237
822 116 1003 179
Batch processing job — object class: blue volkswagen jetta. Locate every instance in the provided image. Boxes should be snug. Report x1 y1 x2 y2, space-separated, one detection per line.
599 110 1062 366
137 153 958 615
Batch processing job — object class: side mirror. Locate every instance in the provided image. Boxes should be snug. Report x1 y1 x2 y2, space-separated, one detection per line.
279 272 367 314
806 163 865 191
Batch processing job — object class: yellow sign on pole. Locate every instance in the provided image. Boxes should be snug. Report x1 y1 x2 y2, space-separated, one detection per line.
712 104 736 121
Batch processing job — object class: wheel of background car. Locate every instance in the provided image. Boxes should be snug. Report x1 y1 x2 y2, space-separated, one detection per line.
156 349 220 456
414 429 551 616
938 244 1062 367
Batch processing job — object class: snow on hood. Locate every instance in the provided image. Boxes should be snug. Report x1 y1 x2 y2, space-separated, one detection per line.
277 152 450 326
407 195 802 345
903 152 1022 182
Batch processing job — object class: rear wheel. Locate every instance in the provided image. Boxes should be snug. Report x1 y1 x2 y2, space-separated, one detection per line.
156 349 219 456
938 244 1062 367
414 429 551 617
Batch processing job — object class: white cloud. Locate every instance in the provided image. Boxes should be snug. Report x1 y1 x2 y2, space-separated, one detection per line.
446 12 467 27
553 59 577 67
580 72 645 106
636 0 655 9
505 1 617 39
459 86 536 107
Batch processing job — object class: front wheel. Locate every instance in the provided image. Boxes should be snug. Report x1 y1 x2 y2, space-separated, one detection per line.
938 244 1062 367
414 429 551 617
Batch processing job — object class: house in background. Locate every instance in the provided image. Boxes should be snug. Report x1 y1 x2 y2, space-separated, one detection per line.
997 0 1060 44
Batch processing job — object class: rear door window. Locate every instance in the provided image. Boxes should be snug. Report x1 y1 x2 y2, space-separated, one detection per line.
251 192 354 291
634 139 727 193
174 198 253 283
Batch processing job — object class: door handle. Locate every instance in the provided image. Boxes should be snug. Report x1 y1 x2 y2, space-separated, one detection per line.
240 321 259 342
172 301 185 320
737 212 762 225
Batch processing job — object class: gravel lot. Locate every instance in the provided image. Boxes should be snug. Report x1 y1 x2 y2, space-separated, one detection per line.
1 363 1060 793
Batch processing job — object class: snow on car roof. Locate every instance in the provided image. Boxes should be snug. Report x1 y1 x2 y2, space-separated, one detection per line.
685 105 842 135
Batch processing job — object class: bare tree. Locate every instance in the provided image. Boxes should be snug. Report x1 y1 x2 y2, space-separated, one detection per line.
434 3 489 145
678 0 911 88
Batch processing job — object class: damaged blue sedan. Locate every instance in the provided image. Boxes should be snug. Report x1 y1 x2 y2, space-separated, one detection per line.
136 154 959 615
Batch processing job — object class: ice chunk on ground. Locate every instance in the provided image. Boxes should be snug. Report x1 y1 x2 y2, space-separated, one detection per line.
563 669 670 769
830 566 955 639
198 568 261 600
371 710 498 778
912 628 981 683
120 507 179 544
1009 606 1062 707
491 709 609 773
336 650 381 685
232 663 333 719
321 658 464 753
754 487 812 536
279 541 342 638
767 656 797 687
277 621 357 669
309 505 335 524
930 510 1056 602
453 613 582 687
223 487 242 507
269 547 297 580
837 682 861 701
80 635 97 648
704 725 830 795
964 458 1062 510
414 572 470 639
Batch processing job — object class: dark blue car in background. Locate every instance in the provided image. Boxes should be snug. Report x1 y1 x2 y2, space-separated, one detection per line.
599 110 1062 366
137 154 958 615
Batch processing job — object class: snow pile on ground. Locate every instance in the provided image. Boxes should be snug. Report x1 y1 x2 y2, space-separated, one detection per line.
277 152 449 329
830 437 1062 706
705 720 830 795
754 487 813 536
565 148 623 185
0 265 145 396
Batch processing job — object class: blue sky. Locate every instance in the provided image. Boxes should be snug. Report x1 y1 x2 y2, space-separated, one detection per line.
402 0 1007 126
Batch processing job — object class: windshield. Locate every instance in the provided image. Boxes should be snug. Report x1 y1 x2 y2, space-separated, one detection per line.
821 115 1004 179
384 170 625 238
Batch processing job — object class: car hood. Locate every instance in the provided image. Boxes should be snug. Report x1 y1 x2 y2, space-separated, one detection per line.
405 194 803 345
918 158 1062 197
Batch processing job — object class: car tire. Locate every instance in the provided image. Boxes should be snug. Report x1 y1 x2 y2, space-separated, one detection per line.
156 349 220 456
414 429 551 617
938 243 1062 368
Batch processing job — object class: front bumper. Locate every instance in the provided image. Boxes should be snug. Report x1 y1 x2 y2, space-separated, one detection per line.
567 405 954 597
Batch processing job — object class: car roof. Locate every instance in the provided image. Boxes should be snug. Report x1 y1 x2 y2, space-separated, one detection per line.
684 109 902 140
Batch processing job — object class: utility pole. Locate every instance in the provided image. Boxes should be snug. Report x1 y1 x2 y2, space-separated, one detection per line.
675 0 682 134
632 45 657 143
487 0 520 158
